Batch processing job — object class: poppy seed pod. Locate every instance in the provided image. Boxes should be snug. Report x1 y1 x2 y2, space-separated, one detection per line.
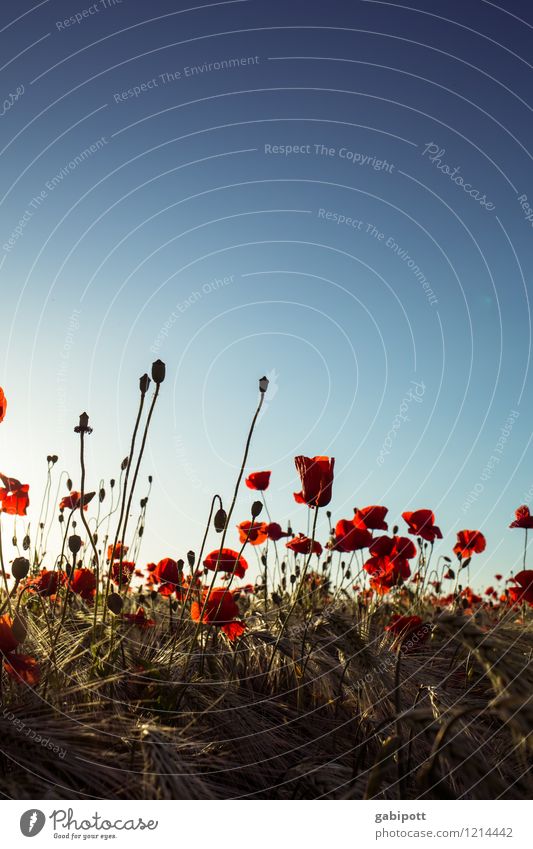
121 457 128 471
110 478 116 488
187 550 195 568
68 534 82 555
99 488 106 503
12 557 30 580
67 478 73 491
107 593 123 615
251 500 263 519
151 359 166 384
22 535 30 551
259 375 269 393
214 508 227 533
139 373 151 394
74 412 92 434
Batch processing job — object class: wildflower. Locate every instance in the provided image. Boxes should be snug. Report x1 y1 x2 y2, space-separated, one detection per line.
110 560 135 586
245 471 271 490
364 535 416 593
331 519 372 552
237 521 269 546
0 387 6 423
461 587 482 605
0 614 40 686
285 534 323 556
266 522 290 541
28 569 64 597
509 505 533 529
0 474 30 516
203 549 248 579
385 614 429 646
293 455 334 508
107 542 128 562
191 587 245 640
443 568 455 580
123 607 155 628
60 491 95 511
148 557 183 595
69 568 97 602
507 570 533 606
402 509 442 543
453 530 486 559
353 505 388 531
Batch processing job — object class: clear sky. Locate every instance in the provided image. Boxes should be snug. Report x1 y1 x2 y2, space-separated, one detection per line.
1 0 532 586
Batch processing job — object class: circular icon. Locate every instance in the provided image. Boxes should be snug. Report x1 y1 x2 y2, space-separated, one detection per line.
20 810 46 837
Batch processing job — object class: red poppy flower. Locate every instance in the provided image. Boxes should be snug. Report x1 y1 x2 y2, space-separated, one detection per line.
353 505 388 531
107 542 129 562
0 474 30 516
266 522 290 541
385 614 429 643
110 560 135 586
203 549 248 579
364 535 416 593
3 653 40 686
509 505 533 530
69 568 96 602
149 557 183 595
485 586 494 596
60 491 95 511
0 614 20 654
461 587 482 605
402 509 442 543
494 573 503 581
0 387 6 424
369 534 417 561
191 587 245 640
285 534 323 556
293 456 334 508
29 569 64 597
245 471 271 491
237 521 269 546
443 569 455 580
453 530 486 559
332 519 372 552
123 607 155 628
507 570 533 606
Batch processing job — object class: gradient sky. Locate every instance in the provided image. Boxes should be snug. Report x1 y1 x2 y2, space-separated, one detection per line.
1 0 532 586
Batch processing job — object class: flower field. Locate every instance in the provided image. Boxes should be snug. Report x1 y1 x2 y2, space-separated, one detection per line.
0 368 531 800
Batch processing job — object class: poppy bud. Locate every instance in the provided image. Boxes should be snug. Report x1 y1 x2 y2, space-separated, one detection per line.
99 488 106 503
121 456 128 471
177 559 184 571
461 557 471 570
139 373 151 394
259 375 269 393
12 535 17 546
148 475 153 484
290 574 296 584
171 601 179 612
67 478 73 491
93 533 98 544
214 508 227 533
68 534 82 555
22 535 30 551
261 554 267 566
110 478 116 488
59 514 64 524
151 359 166 385
140 497 147 508
272 592 282 605
251 500 263 519
138 526 144 537
150 590 158 600
47 455 52 463
393 525 399 535
444 556 452 563
281 561 286 573
12 557 29 580
52 455 58 464
107 593 123 615
281 577 286 590
187 550 195 567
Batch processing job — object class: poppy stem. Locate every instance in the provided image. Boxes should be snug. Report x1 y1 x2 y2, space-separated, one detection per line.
104 384 148 620
116 383 160 601
0 515 14 617
267 507 320 674
78 430 100 631
524 528 528 570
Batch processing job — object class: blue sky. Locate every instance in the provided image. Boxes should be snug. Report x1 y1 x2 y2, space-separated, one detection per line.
1 0 532 585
